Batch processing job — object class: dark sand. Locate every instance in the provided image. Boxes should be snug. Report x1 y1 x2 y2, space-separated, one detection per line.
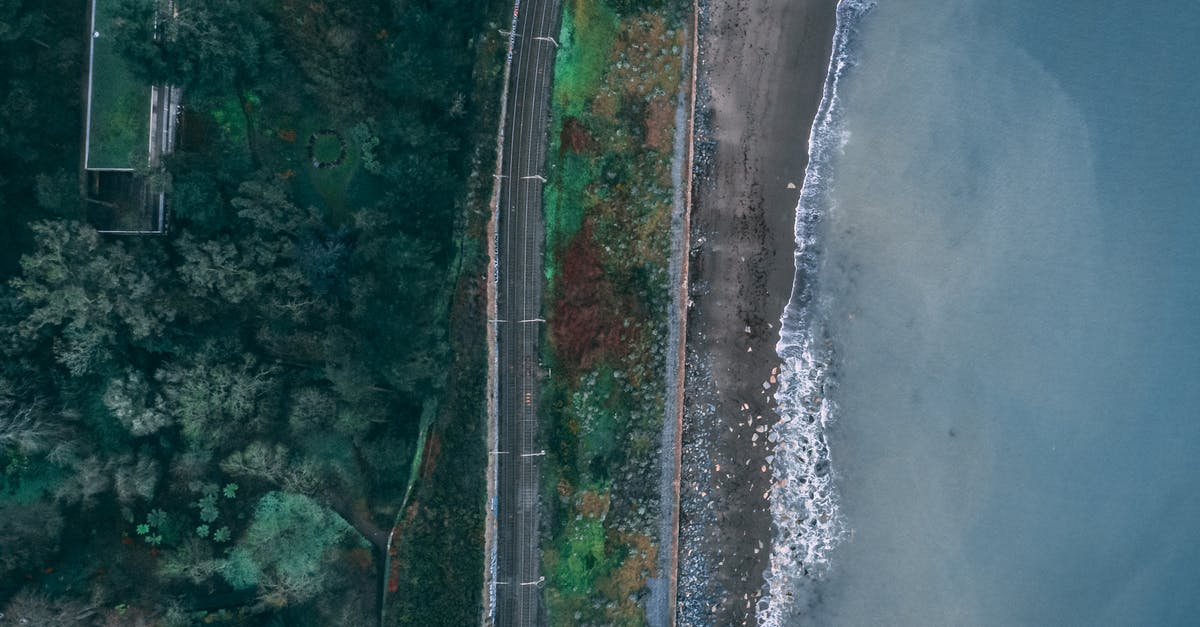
678 0 837 625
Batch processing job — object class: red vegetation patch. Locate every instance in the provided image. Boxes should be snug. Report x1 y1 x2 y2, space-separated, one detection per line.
278 128 297 142
420 431 442 481
560 116 597 154
551 224 635 370
347 547 374 573
386 503 419 595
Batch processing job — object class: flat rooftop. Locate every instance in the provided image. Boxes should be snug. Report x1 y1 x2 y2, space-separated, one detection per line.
85 0 152 171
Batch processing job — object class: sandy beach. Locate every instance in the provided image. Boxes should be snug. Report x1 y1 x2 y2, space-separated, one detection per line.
678 0 837 624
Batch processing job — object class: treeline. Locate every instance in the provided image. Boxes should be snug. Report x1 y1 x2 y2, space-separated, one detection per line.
0 0 504 623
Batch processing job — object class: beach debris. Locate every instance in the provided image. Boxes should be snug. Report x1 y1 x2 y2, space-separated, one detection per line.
762 381 770 390
741 403 749 410
747 346 753 352
744 326 752 334
787 182 797 189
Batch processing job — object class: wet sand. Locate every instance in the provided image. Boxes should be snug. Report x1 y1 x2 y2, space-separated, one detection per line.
678 0 837 625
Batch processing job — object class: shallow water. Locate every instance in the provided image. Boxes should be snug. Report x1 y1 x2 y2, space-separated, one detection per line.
768 0 1200 624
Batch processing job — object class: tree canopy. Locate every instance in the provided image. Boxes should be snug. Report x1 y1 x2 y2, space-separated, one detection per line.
0 0 505 620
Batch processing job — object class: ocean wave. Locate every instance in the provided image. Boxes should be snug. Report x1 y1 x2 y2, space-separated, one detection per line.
758 0 876 624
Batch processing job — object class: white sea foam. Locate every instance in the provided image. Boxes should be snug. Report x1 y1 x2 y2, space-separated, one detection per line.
758 1 875 624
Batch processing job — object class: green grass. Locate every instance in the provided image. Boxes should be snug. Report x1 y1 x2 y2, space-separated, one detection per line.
572 367 620 472
549 516 614 593
544 149 598 281
311 133 345 163
86 0 150 169
276 122 370 223
543 0 620 281
554 0 620 117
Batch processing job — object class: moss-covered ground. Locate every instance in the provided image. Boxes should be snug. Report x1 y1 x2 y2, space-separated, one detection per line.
86 0 150 169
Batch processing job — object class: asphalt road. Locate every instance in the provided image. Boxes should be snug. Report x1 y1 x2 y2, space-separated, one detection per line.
494 0 562 625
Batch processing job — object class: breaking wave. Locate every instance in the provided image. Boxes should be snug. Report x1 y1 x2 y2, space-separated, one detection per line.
758 0 875 624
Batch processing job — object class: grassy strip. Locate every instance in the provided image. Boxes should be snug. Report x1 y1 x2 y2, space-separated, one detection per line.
540 1 687 624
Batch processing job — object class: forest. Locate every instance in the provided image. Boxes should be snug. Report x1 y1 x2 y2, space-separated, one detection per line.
0 0 505 623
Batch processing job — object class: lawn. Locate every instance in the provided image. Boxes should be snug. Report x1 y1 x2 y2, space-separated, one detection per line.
86 0 150 170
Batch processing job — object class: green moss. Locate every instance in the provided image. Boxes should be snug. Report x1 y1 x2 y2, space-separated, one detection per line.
549 517 614 594
554 1 620 117
544 149 599 281
86 0 150 169
311 132 345 164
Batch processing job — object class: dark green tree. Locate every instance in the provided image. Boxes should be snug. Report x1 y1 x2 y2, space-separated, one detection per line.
220 491 353 608
0 501 64 577
112 0 283 99
11 221 174 376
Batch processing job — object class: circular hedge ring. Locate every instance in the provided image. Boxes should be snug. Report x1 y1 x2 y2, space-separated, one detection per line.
307 129 347 169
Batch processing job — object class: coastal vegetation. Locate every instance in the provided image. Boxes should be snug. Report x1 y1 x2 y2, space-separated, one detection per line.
0 0 505 623
539 0 688 623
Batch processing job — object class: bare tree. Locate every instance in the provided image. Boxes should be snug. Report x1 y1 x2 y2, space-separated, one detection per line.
0 396 53 454
2 588 96 626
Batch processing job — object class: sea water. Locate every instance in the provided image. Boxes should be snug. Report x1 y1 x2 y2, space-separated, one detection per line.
764 0 1200 625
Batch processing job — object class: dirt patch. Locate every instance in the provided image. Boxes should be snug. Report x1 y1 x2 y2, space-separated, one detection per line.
576 489 612 519
643 94 674 152
420 431 442 481
551 223 637 371
601 532 658 621
560 116 597 154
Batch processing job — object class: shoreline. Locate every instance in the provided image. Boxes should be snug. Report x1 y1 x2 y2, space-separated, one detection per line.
678 0 838 624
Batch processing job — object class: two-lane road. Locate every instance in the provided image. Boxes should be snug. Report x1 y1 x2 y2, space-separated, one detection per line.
492 0 563 625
